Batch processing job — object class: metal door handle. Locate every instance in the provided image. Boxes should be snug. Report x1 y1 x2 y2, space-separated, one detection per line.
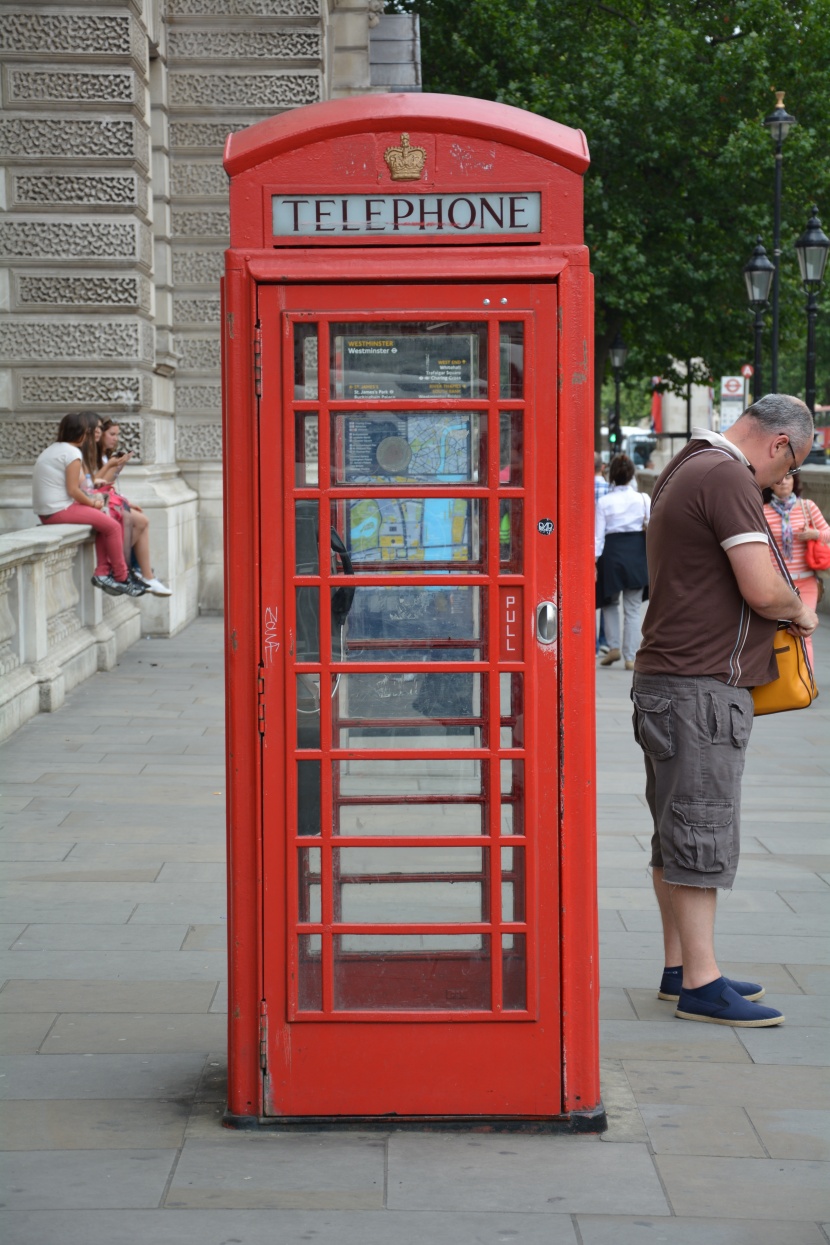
536 601 557 644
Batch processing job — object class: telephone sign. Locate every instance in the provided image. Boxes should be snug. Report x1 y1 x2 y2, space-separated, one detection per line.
222 94 601 1129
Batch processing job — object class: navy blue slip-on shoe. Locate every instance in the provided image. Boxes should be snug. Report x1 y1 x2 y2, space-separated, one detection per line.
658 970 765 1002
675 980 784 1027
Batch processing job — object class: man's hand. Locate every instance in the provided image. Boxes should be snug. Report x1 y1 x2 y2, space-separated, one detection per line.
786 603 818 637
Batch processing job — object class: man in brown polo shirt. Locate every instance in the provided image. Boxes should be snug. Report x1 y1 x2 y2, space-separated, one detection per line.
633 394 817 1027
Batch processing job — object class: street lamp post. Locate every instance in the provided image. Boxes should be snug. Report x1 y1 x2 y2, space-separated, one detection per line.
794 207 830 416
608 331 628 452
742 237 775 402
763 91 797 392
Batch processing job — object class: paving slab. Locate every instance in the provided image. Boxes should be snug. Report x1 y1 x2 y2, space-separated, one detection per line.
600 1019 750 1063
0 1098 190 1150
0 979 216 1013
11 924 188 952
746 1108 830 1160
386 1134 669 1215
0 1011 56 1054
576 1216 828 1245
40 1011 227 1055
0 948 226 982
638 1104 765 1157
0 1148 177 1209
165 1135 385 1210
0 1052 207 1100
736 1025 830 1065
655 1154 830 1220
0 1209 581 1245
0 843 75 862
621 1061 830 1110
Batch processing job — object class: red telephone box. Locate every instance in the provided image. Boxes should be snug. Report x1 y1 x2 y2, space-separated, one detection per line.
222 94 601 1128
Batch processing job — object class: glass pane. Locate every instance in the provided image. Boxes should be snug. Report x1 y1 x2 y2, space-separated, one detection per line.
295 587 319 662
499 411 523 485
294 323 319 399
334 672 483 749
336 845 486 924
295 500 318 574
503 933 527 1011
337 802 484 836
499 672 524 748
341 585 484 662
298 847 321 922
297 760 321 837
332 497 484 570
294 412 319 486
297 935 322 1010
498 498 523 571
297 675 320 747
499 322 524 398
333 934 491 1011
332 411 485 485
336 758 485 798
330 321 488 400
501 845 525 922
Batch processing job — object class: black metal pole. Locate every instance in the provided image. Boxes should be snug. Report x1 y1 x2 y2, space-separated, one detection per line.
685 363 692 441
771 142 783 391
805 290 818 415
753 308 764 402
613 368 621 447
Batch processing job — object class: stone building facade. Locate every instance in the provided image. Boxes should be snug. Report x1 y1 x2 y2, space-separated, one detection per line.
0 0 420 634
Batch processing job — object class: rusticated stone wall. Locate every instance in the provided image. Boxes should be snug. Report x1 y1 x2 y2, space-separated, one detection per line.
1 0 416 625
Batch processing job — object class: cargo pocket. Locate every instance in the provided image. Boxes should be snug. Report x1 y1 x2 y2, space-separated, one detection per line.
631 691 674 760
705 694 751 749
671 799 734 873
729 700 751 748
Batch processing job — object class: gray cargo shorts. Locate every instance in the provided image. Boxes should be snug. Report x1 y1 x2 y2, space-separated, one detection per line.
630 672 754 889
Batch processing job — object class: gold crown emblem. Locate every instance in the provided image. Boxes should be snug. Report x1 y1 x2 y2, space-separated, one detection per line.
383 133 426 182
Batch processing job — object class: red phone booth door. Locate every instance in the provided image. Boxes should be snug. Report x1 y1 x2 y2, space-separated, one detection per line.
258 282 561 1118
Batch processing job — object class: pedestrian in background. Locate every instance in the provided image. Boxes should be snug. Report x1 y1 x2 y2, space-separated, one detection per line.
763 472 829 667
595 453 650 670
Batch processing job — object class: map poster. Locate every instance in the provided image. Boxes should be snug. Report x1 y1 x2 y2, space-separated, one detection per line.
339 412 473 484
333 333 480 400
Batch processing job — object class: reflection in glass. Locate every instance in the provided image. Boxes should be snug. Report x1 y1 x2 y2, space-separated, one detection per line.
297 934 322 1010
334 672 482 749
295 587 319 662
499 411 523 485
294 322 319 399
501 845 525 923
332 411 484 485
336 758 485 798
498 498 523 571
330 321 488 400
333 935 491 1011
340 585 484 662
297 760 321 837
295 500 318 574
503 933 527 1010
501 761 524 837
499 322 524 398
294 411 319 486
297 675 320 747
331 497 484 570
298 847 321 922
499 672 524 748
337 802 485 836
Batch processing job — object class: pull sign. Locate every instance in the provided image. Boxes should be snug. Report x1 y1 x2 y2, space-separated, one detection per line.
500 587 523 660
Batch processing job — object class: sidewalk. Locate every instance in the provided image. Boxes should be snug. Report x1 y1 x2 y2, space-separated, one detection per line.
1 616 828 1244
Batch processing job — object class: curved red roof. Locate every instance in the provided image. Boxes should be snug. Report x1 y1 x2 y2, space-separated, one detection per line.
224 92 589 178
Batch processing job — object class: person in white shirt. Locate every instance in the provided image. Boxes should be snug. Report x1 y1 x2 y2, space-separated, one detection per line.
595 453 650 669
33 410 146 598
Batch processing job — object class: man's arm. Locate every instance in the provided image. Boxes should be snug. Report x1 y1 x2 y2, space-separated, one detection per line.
726 542 818 635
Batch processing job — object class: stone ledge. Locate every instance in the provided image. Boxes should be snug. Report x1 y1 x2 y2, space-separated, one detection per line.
0 525 141 742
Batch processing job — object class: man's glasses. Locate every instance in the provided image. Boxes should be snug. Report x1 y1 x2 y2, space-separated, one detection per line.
782 439 801 477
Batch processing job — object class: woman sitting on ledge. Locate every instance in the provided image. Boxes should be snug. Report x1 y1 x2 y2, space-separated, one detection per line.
94 419 171 597
32 410 146 599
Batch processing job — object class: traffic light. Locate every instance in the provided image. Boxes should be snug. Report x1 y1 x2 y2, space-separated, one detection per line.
608 409 621 450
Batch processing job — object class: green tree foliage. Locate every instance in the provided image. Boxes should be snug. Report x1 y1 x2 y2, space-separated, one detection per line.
389 0 830 421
